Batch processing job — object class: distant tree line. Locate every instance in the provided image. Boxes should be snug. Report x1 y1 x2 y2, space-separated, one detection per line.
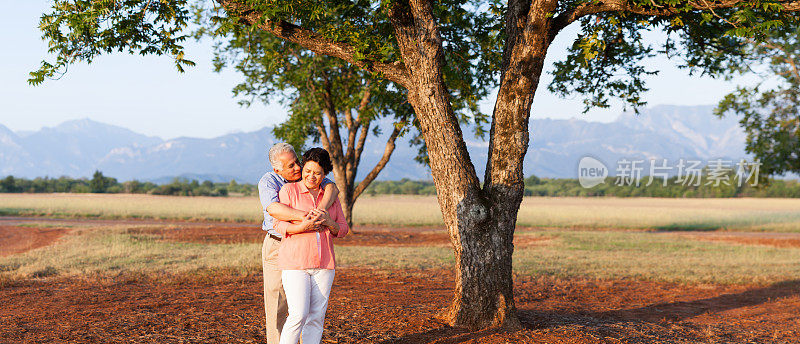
523 174 800 198
363 179 438 196
0 171 255 197
2 171 799 198
361 175 800 198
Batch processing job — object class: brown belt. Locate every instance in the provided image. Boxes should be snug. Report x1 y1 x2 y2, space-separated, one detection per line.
268 233 282 242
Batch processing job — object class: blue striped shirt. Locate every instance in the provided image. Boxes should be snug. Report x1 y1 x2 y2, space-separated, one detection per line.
258 171 331 238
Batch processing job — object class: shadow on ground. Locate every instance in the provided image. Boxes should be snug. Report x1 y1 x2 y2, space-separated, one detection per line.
384 278 800 343
651 223 722 232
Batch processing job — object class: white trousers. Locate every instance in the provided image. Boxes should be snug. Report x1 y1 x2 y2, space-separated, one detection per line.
279 268 335 344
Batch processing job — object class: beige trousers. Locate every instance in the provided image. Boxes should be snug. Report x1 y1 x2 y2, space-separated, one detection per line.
263 235 288 344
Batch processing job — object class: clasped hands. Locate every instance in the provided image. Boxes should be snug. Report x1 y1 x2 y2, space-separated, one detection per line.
298 208 334 233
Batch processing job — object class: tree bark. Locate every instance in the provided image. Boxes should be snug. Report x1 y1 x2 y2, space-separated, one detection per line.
388 0 524 330
220 0 559 331
474 0 557 330
353 125 401 200
383 0 560 330
312 81 403 229
332 121 401 229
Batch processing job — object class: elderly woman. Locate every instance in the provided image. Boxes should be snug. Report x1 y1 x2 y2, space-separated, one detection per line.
274 147 349 344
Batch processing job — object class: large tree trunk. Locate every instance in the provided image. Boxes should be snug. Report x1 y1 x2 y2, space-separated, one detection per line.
387 0 556 330
389 0 524 330
320 119 402 229
341 200 355 231
314 84 403 229
477 0 555 329
220 0 554 331
219 0 800 333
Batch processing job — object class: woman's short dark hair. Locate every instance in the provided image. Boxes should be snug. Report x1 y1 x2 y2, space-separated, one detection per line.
302 147 333 174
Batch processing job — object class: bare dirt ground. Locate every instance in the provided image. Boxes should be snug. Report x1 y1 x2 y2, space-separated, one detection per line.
0 225 70 257
124 225 551 248
1 269 799 343
2 217 800 343
673 231 800 248
5 216 800 249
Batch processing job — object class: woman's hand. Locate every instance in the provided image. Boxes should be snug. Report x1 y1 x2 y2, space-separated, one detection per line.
298 211 324 232
310 209 335 228
309 208 339 235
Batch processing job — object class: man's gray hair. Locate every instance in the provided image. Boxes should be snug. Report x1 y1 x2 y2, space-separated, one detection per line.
269 143 297 170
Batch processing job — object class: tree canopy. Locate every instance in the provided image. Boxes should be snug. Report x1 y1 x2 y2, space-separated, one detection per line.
32 0 800 331
193 2 498 225
31 0 799 113
715 23 800 177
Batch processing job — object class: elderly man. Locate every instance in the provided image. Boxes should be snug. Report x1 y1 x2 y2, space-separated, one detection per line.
259 143 338 344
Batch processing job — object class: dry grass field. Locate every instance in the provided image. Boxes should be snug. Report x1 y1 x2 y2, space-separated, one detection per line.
2 222 800 285
2 194 800 343
2 193 800 231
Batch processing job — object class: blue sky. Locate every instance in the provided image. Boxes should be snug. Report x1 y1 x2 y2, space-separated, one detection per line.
1 1 758 139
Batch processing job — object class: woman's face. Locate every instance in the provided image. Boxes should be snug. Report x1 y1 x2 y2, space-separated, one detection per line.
302 160 325 189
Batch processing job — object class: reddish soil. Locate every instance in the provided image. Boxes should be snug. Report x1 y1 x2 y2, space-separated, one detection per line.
2 218 800 343
0 225 70 257
0 216 246 228
125 226 551 248
1 269 799 343
675 232 800 248
126 226 265 244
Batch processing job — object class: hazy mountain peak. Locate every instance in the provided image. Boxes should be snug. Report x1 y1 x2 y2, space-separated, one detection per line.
0 123 16 138
55 117 95 129
44 118 155 139
1 105 750 181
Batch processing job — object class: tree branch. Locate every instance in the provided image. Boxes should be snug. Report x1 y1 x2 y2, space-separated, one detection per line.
315 119 332 153
306 79 333 153
750 38 800 81
353 120 371 170
344 108 359 182
344 83 371 183
217 0 410 87
310 101 332 156
550 0 800 40
321 77 346 173
353 125 402 200
352 86 376 176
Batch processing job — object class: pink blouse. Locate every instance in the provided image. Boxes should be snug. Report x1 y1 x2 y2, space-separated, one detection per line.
274 181 349 270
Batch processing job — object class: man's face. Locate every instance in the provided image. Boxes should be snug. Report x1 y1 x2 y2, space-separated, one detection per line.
274 151 302 182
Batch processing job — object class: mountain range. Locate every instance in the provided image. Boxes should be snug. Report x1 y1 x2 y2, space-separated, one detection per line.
0 105 751 183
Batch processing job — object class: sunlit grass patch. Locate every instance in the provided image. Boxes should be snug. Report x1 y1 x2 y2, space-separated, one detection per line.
15 223 74 228
352 195 445 226
0 225 455 280
0 225 260 279
336 245 453 270
2 225 799 286
3 194 800 232
515 197 800 232
0 193 262 222
513 230 800 285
